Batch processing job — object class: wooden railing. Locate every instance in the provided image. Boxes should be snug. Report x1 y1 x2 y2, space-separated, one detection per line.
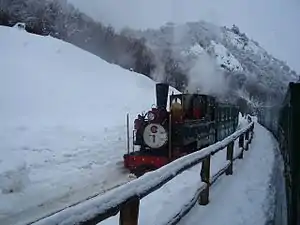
31 121 255 225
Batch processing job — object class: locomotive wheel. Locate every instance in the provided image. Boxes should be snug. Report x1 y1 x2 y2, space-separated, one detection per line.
133 165 156 177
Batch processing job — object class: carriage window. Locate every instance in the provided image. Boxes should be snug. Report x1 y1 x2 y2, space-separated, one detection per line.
222 109 225 121
199 97 206 114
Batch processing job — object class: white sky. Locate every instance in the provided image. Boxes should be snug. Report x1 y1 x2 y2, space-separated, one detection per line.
68 0 300 73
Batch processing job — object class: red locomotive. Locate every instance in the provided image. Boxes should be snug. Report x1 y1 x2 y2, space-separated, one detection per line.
123 83 239 176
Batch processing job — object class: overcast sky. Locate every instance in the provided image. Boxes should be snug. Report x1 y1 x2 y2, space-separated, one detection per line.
68 0 300 73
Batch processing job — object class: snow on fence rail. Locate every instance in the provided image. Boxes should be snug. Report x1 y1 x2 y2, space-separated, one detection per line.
30 122 255 225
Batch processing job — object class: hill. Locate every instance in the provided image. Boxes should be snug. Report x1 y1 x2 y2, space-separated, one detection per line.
0 25 176 225
121 22 299 108
1 0 299 110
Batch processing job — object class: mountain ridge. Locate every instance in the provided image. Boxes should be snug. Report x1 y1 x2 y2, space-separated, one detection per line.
121 21 299 108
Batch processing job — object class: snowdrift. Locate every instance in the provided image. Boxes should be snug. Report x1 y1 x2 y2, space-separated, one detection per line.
0 25 177 224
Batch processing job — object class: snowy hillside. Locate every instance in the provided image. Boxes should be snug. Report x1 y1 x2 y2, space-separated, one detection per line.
68 0 300 75
2 0 298 110
0 25 178 224
122 21 299 106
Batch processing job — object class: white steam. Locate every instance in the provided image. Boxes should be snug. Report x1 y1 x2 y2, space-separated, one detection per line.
150 59 167 83
186 51 229 96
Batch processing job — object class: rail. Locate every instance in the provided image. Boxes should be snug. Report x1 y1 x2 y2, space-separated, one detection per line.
30 121 255 225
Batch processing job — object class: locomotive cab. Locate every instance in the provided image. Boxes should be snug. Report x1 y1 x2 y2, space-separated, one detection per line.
169 93 216 121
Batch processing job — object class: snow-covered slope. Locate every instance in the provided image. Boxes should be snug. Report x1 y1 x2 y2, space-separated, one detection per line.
3 0 298 110
123 21 299 106
208 40 243 72
0 25 178 224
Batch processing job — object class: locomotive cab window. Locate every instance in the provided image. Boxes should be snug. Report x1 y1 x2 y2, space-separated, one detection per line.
171 97 182 105
170 96 183 122
192 95 205 120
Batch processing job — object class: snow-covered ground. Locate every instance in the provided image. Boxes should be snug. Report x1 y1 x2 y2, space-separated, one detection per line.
208 40 244 72
0 25 179 224
100 122 275 225
178 122 275 225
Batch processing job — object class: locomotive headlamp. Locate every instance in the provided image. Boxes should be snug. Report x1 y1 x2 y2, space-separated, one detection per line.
148 111 156 121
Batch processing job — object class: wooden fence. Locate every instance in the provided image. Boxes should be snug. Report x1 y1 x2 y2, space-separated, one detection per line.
31 121 255 225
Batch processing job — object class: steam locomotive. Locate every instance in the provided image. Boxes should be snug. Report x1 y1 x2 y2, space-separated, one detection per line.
123 83 239 176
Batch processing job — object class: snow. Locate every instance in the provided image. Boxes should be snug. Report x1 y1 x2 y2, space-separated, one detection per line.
13 22 26 30
223 30 267 58
101 122 274 225
0 24 276 225
103 122 273 225
0 25 178 224
189 43 205 55
208 40 244 72
177 122 275 225
31 120 252 225
181 43 205 57
0 154 30 194
237 113 249 129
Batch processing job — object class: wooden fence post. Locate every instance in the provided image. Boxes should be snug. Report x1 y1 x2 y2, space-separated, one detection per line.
238 134 244 159
245 130 249 151
199 155 211 205
226 141 234 175
119 196 140 225
127 113 130 154
248 129 252 144
248 123 254 144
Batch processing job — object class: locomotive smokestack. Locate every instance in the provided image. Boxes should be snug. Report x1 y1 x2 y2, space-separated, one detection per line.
156 83 169 109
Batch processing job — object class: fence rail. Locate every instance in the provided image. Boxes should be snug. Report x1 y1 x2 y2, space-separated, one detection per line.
30 121 255 225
